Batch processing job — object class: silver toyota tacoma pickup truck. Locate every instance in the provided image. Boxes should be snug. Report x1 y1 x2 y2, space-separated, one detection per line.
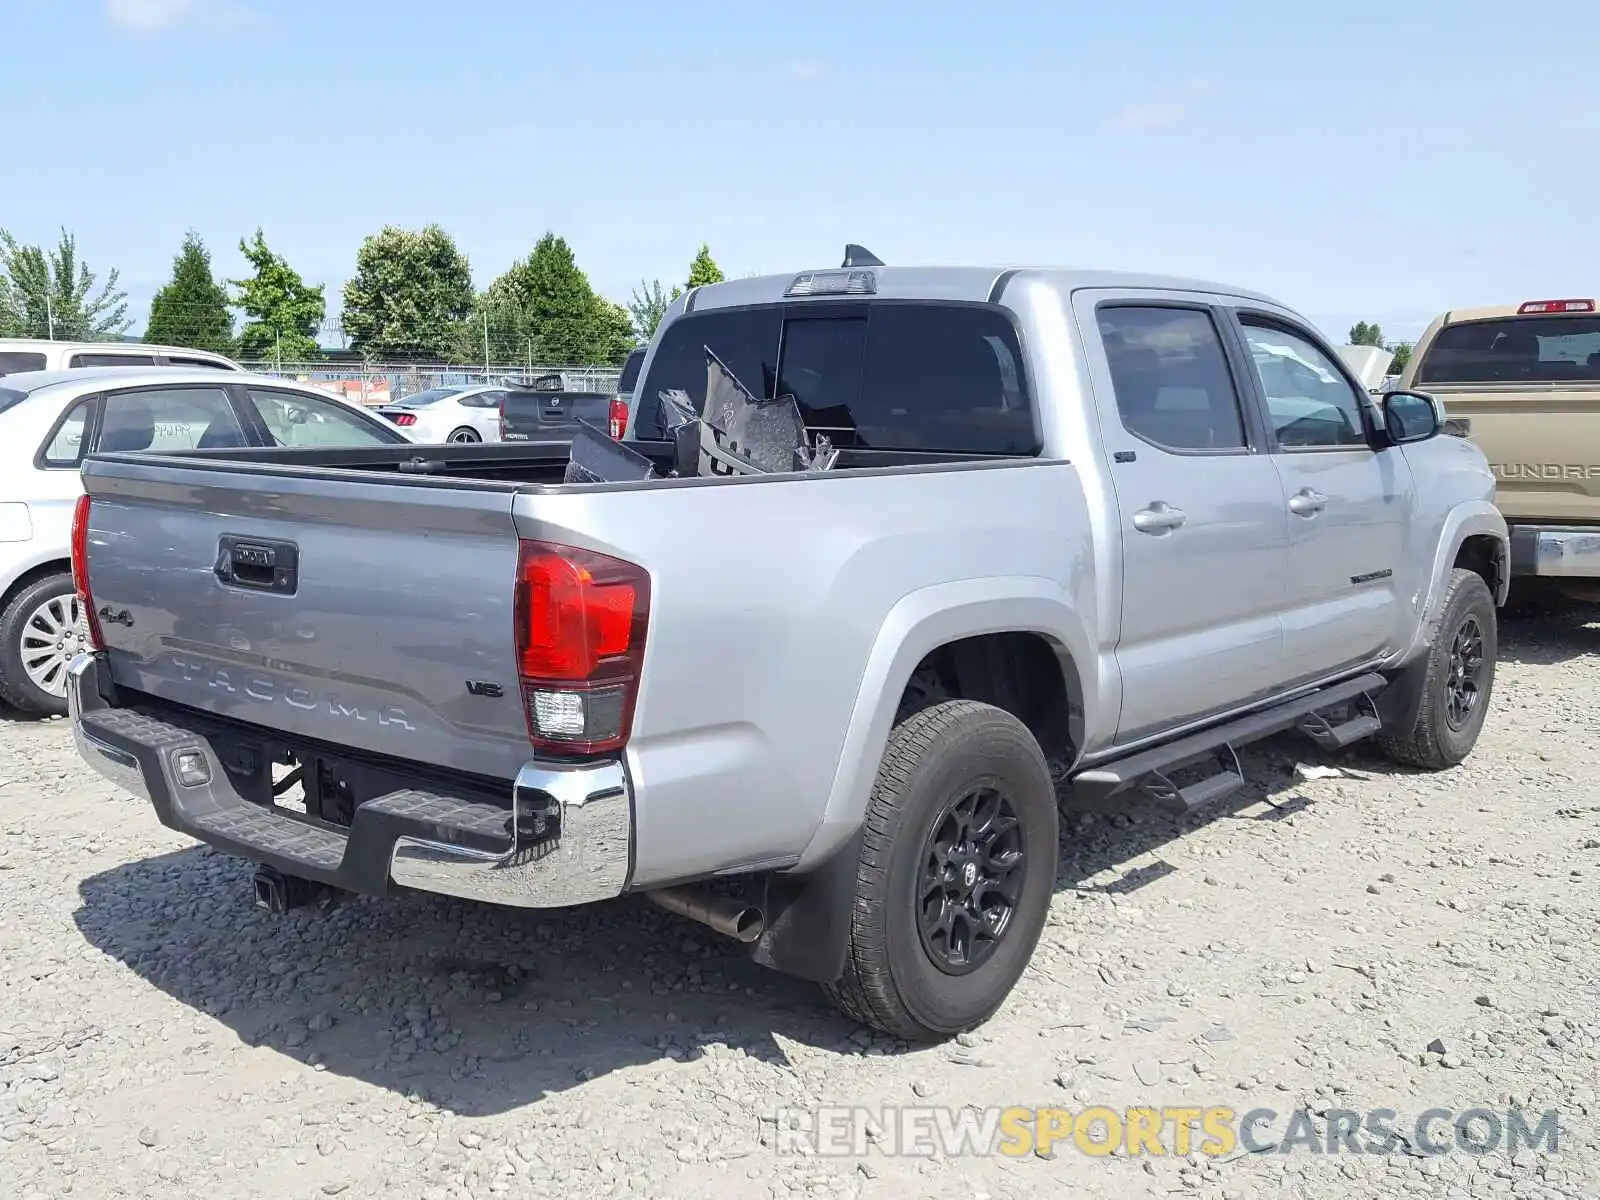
66 259 1508 1041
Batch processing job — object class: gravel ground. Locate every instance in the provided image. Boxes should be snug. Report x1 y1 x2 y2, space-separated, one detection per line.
2 609 1597 1200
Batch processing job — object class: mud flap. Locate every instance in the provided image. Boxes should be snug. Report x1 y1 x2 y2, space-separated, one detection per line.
749 828 864 984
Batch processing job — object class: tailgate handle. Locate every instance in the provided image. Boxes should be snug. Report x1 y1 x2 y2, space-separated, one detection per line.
215 535 299 595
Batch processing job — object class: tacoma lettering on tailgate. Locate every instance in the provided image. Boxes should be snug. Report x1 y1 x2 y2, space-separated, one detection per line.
170 656 415 730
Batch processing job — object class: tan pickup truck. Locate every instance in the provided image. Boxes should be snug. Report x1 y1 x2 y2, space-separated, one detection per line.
1399 297 1600 602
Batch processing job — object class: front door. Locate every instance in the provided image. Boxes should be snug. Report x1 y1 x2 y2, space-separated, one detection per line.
1077 296 1291 744
1230 315 1414 684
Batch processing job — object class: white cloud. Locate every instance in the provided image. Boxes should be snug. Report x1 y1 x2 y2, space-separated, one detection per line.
106 0 255 32
788 61 831 82
1105 80 1216 135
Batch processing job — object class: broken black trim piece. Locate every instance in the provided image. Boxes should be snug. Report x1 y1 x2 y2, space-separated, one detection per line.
1351 569 1394 585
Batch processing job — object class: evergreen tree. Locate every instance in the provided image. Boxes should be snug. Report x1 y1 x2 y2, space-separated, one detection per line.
686 243 725 290
144 231 233 352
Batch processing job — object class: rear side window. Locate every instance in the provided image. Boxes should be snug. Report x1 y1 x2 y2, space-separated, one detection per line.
165 355 230 370
0 387 30 414
0 352 47 376
634 303 1038 454
1096 306 1247 452
69 352 160 368
1416 315 1600 384
40 398 95 466
244 388 400 446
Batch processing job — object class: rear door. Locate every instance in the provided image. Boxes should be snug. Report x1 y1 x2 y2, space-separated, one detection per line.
1229 312 1413 682
1073 293 1291 743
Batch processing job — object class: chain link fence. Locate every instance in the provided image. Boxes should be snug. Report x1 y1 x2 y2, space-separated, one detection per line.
237 361 624 407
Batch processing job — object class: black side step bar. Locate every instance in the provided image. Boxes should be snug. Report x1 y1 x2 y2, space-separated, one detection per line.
1070 672 1388 811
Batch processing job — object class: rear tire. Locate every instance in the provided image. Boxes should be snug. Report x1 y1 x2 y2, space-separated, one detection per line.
0 573 83 717
824 700 1059 1041
447 426 481 444
1378 568 1496 770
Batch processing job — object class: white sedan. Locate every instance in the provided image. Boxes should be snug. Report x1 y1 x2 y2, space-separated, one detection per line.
372 385 507 443
0 366 411 717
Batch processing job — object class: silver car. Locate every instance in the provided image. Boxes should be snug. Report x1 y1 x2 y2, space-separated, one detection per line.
0 367 411 716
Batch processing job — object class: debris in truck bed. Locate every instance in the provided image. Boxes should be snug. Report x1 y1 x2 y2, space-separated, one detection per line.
565 348 839 485
563 422 659 484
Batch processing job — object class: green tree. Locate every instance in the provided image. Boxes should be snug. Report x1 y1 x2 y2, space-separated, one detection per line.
1349 321 1385 347
588 295 640 365
685 243 725 290
143 231 233 352
229 230 326 362
342 224 474 360
0 228 130 340
628 278 679 341
466 233 637 366
1388 341 1413 376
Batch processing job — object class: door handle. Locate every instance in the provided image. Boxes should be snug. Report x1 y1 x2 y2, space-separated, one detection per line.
1288 488 1328 516
1132 502 1187 533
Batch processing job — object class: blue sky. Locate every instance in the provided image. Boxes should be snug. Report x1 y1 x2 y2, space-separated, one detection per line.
4 0 1597 345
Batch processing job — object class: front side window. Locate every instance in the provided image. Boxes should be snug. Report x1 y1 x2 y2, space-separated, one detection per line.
1240 322 1369 449
98 386 243 453
244 388 399 446
1097 306 1247 452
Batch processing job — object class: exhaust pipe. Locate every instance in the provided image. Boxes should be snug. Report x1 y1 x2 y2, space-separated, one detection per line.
646 886 765 943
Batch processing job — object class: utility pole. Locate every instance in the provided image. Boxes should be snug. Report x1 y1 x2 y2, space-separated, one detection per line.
46 293 55 340
483 310 490 378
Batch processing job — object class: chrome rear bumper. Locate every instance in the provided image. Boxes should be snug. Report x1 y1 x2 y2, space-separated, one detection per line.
67 652 632 908
1510 525 1600 578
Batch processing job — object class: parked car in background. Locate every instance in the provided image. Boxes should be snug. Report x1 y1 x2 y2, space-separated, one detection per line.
497 384 615 442
65 260 1506 1040
371 385 507 443
0 368 410 717
0 338 240 377
1399 297 1600 602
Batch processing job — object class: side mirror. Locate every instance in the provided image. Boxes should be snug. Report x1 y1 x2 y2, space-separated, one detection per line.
1380 390 1440 444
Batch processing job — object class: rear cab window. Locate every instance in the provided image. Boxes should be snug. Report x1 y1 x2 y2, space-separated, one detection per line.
1416 315 1600 385
634 302 1038 454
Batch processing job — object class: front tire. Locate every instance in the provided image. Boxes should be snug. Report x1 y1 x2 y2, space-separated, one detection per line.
1378 567 1497 769
824 700 1059 1041
0 573 85 717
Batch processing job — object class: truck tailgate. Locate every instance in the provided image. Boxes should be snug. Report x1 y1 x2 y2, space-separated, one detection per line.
1433 384 1600 523
79 456 531 781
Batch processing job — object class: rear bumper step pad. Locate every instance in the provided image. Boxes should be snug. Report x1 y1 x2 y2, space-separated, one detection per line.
66 652 632 908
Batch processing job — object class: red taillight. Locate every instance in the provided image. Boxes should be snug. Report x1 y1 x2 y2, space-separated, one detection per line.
608 396 629 441
1517 299 1595 315
70 494 105 652
390 412 417 427
514 539 650 755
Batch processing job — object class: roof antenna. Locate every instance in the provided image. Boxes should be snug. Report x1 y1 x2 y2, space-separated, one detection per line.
842 243 884 268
